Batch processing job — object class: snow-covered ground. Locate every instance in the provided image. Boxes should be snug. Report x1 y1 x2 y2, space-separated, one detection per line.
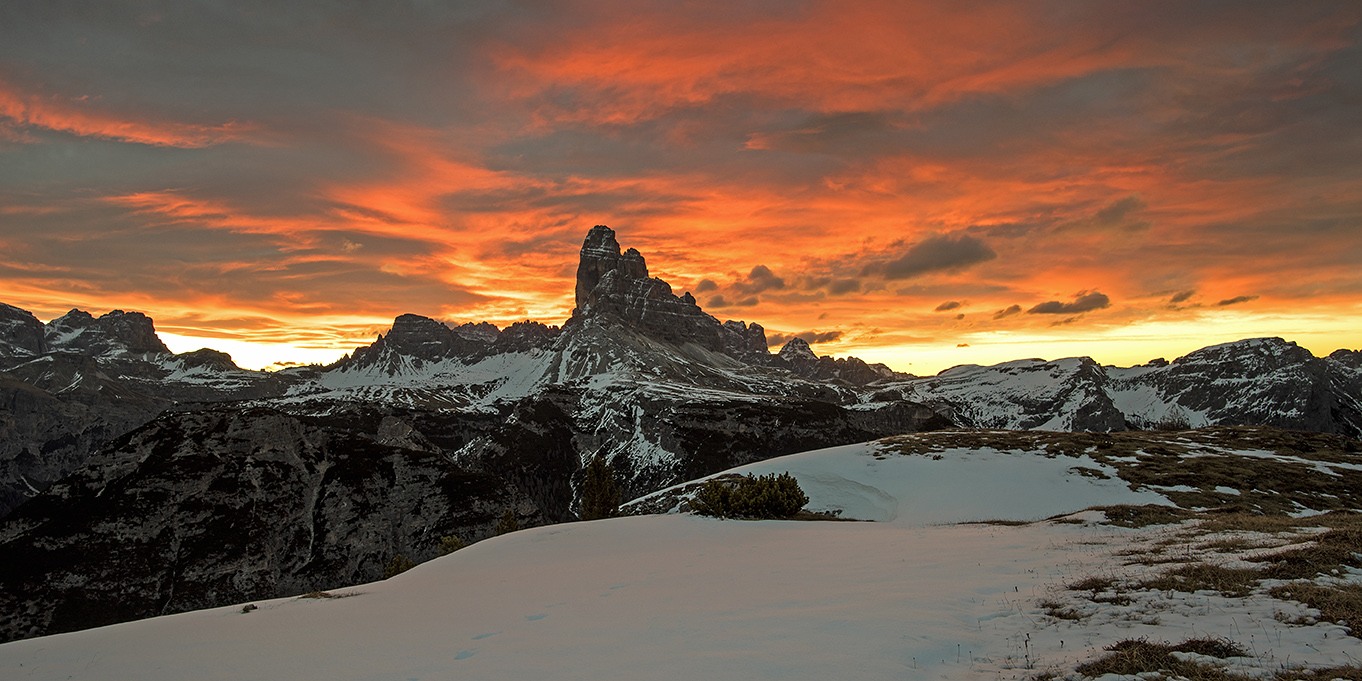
2 440 1357 681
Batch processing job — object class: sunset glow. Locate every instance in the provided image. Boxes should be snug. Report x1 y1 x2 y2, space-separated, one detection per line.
2 1 1359 373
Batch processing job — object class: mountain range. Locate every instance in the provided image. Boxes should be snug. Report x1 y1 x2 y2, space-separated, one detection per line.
0 225 1359 642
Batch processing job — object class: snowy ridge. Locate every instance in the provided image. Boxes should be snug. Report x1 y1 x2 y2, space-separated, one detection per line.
889 338 1362 436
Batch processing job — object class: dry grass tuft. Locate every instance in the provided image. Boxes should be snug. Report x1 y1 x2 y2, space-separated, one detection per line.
1139 563 1262 598
1272 665 1362 681
1038 599 1085 621
1269 583 1362 640
1075 638 1248 680
1097 504 1197 528
1254 525 1362 580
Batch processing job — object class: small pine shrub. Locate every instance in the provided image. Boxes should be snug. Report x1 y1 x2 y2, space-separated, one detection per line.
383 554 417 579
580 453 622 521
496 508 519 535
438 535 465 556
691 472 808 519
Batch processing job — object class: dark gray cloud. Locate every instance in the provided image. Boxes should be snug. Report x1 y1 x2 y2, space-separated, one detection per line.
736 265 785 294
1169 289 1196 304
827 278 861 295
869 234 997 280
992 304 1022 320
766 329 843 348
1052 195 1150 234
934 300 963 312
704 294 757 309
1216 295 1259 306
694 278 718 293
1027 291 1111 315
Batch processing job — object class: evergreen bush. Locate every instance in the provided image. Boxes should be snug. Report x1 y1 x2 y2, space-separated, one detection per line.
496 508 519 535
438 534 465 555
580 453 622 520
690 472 808 519
383 554 417 579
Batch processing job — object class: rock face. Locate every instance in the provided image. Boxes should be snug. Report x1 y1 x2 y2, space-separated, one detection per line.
777 338 901 385
0 407 530 643
0 304 48 361
44 309 171 358
572 225 726 351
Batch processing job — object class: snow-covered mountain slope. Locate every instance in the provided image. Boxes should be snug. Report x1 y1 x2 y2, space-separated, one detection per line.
3 428 1359 681
889 337 1362 437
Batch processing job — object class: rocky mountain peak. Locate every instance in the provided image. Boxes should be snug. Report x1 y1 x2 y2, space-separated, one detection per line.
575 225 649 312
571 225 724 351
778 337 819 363
450 321 500 344
171 348 241 372
1328 348 1361 370
0 302 48 361
44 309 170 357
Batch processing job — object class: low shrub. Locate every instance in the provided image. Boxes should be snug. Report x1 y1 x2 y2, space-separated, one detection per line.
383 554 417 579
496 508 519 535
438 535 465 556
691 472 808 519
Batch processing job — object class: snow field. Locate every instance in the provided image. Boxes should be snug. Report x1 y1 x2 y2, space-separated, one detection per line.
2 439 1358 680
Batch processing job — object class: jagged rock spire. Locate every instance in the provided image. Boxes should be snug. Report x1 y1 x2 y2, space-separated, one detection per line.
575 225 648 312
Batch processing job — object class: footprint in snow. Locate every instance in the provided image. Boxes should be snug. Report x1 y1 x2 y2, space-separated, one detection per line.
525 613 547 621
472 632 499 640
454 650 476 660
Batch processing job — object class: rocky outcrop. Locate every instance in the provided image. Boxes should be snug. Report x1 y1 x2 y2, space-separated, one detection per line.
720 320 773 364
571 225 726 351
0 304 48 364
171 348 240 372
0 406 535 643
1329 348 1362 370
777 337 903 386
44 309 170 357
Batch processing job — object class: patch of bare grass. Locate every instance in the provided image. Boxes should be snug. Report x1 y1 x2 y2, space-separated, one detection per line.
1272 665 1362 681
1097 504 1197 528
1254 525 1362 580
1038 599 1085 621
1074 638 1248 681
1139 563 1262 598
1268 583 1362 640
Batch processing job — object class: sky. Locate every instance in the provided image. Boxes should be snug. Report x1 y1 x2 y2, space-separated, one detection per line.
1 0 1359 373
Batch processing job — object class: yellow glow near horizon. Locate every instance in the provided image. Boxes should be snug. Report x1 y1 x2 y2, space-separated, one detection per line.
158 332 360 372
841 313 1362 377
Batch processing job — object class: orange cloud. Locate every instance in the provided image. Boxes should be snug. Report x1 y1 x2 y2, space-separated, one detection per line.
0 78 256 148
1 2 1359 374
